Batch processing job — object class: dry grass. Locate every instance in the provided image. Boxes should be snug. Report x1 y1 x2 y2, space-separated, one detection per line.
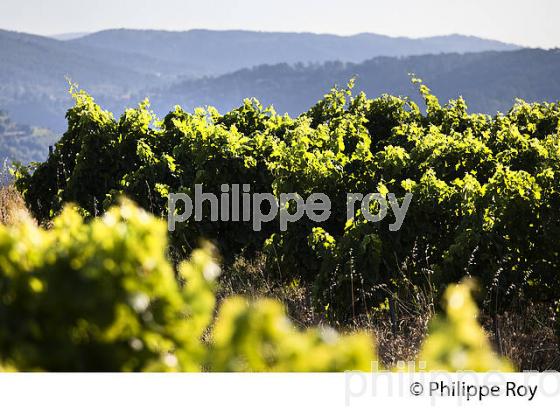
0 184 32 226
217 254 430 367
353 310 430 368
0 162 35 226
217 254 318 327
481 305 560 371
217 254 560 370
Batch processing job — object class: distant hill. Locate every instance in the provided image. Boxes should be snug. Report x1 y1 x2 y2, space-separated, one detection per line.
147 48 560 116
0 29 191 131
0 28 529 133
50 32 90 41
72 29 519 77
0 110 57 165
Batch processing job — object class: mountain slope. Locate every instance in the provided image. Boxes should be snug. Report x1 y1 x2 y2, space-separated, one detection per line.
0 29 188 130
147 48 560 116
0 28 531 133
0 29 179 87
0 110 56 164
72 29 519 77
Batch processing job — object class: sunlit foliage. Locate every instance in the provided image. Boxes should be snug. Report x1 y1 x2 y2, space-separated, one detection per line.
14 83 560 320
0 202 510 371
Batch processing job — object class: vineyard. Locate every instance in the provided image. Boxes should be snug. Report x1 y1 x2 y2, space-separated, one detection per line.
0 200 511 371
4 80 560 370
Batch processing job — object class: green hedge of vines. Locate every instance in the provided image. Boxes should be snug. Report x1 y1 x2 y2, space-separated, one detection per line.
14 81 560 319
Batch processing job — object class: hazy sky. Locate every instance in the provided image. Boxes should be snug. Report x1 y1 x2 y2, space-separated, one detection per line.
0 0 559 48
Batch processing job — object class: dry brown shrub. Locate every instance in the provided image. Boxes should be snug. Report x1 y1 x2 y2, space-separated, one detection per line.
0 184 33 226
